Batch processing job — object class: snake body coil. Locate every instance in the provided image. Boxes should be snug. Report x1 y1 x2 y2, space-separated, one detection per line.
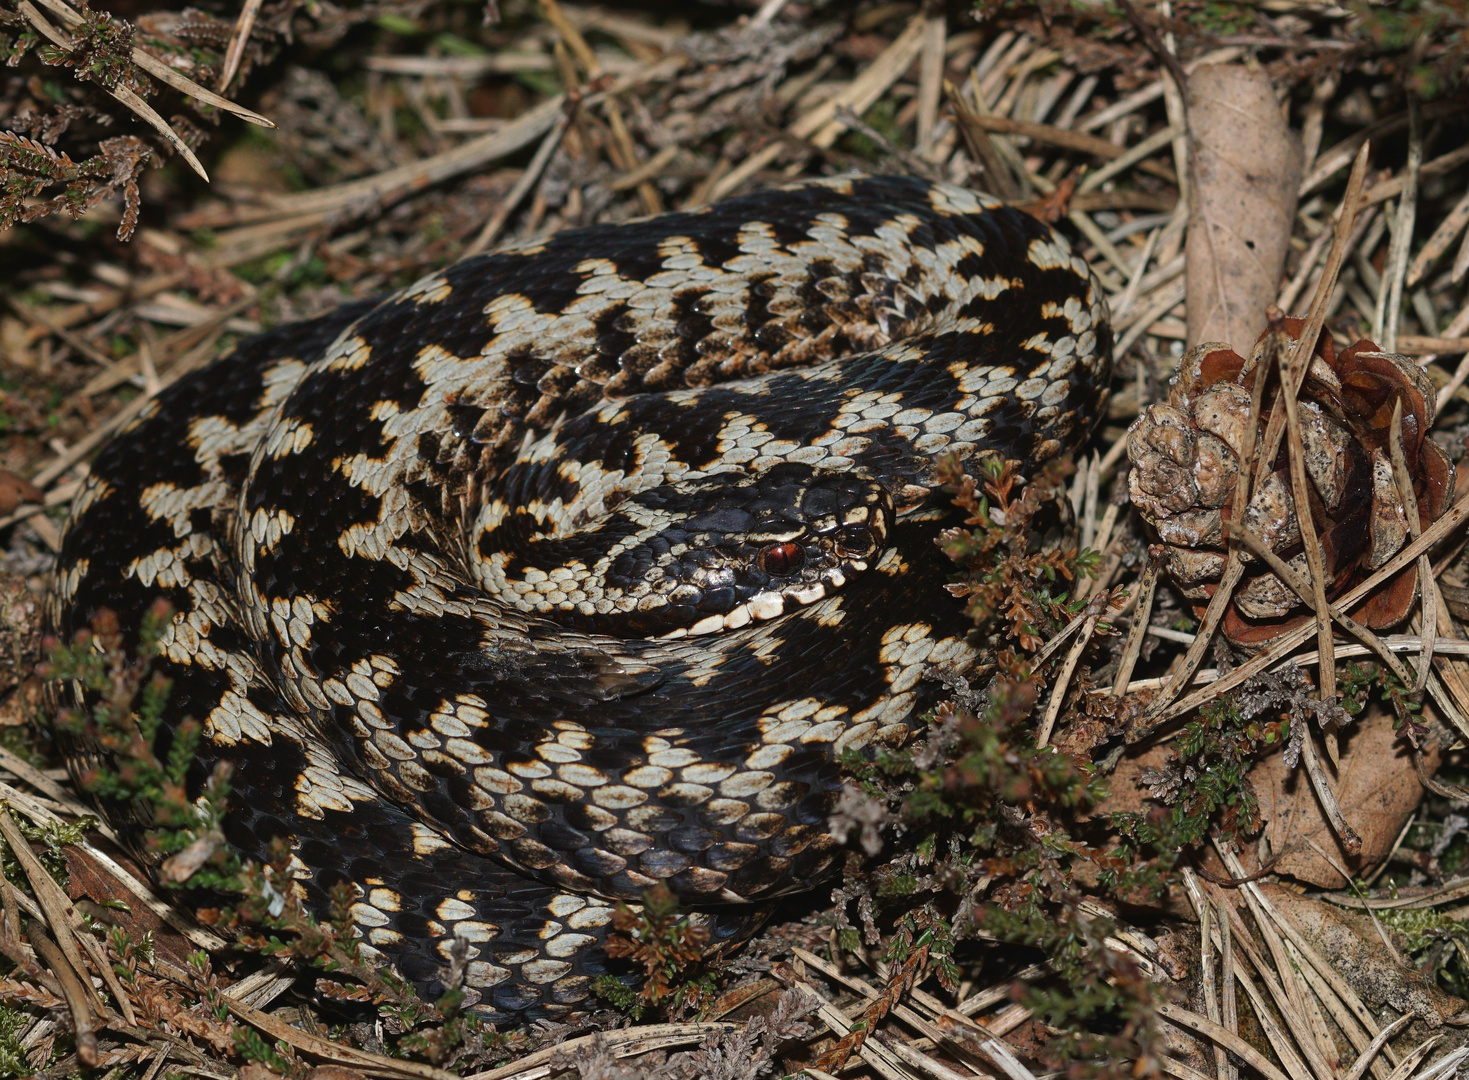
50 176 1110 1019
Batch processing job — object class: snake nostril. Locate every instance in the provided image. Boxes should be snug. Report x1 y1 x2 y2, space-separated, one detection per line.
760 542 805 576
838 525 873 555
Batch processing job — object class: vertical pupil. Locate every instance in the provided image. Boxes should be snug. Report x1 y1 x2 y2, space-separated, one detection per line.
765 542 803 575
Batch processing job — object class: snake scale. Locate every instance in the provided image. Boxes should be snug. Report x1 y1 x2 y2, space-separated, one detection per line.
49 175 1111 1020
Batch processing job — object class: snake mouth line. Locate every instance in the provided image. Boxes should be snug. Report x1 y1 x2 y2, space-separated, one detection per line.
655 563 863 640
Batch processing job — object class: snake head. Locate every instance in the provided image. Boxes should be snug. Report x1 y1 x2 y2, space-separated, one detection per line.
637 462 891 640
489 461 892 639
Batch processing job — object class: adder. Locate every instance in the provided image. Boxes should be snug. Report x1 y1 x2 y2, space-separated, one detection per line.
49 174 1111 1019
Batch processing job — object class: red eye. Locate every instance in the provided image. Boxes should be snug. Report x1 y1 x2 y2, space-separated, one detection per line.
761 542 805 576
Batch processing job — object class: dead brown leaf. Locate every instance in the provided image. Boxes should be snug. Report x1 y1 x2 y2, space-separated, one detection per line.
1251 707 1434 888
63 843 202 971
1185 64 1303 351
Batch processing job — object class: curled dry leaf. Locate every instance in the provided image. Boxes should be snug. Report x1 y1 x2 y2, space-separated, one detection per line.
1129 320 1456 647
1185 64 1302 353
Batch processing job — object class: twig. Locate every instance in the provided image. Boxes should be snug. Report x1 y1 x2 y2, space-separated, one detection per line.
25 924 96 1068
216 0 264 92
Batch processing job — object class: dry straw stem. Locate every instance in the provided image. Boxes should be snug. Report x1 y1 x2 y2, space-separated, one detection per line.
1155 1004 1290 1080
16 0 210 181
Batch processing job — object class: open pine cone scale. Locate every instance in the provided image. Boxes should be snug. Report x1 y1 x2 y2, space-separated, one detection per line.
1128 318 1455 647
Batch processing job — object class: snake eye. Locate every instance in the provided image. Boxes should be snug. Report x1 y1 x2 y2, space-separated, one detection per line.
761 542 805 576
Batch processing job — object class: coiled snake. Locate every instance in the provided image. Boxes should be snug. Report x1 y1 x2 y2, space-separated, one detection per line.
49 175 1111 1019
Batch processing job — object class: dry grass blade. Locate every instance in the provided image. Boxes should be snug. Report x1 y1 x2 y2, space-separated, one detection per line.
1376 102 1420 351
798 14 928 150
1266 144 1372 479
1383 1038 1446 1080
1342 1013 1415 1080
181 90 572 227
1145 146 1372 725
783 980 916 1080
1037 594 1116 747
224 994 460 1079
1203 897 1318 1080
1233 523 1416 690
0 808 103 1013
1386 400 1436 694
1155 1004 1291 1080
1406 185 1469 288
943 109 1177 183
790 948 991 1079
25 924 96 1066
915 4 946 159
1112 562 1158 695
1179 871 1231 1080
538 0 659 214
216 0 264 92
1274 317 1338 702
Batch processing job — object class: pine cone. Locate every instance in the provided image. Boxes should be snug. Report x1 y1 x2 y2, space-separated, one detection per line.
1128 319 1456 647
